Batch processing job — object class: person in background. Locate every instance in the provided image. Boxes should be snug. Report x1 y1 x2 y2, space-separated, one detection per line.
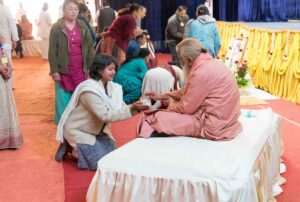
19 14 34 40
0 0 23 149
165 6 189 66
185 5 220 58
48 0 93 125
101 3 141 65
96 1 117 43
136 32 157 69
113 46 150 104
78 3 96 45
55 54 149 170
138 39 241 140
15 2 26 23
15 23 23 58
37 2 52 60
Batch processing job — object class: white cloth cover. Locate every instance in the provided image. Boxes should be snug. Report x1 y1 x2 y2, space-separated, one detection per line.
87 108 284 202
22 39 42 56
56 79 123 143
141 66 184 109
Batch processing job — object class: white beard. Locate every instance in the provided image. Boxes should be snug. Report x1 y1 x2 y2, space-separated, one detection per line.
182 64 191 83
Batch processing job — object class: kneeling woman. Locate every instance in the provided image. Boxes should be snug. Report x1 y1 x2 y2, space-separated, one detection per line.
55 55 148 170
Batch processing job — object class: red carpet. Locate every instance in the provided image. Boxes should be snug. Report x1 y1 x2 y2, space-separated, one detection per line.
63 114 142 202
2 55 299 202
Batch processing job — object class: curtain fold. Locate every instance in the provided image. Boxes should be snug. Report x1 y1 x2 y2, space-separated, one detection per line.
286 0 300 19
237 0 292 21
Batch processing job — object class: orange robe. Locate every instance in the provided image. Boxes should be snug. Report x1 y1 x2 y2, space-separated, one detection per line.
20 21 33 40
138 53 242 140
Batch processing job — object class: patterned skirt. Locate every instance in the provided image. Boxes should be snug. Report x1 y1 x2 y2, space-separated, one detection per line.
0 77 23 149
55 135 115 170
101 36 126 65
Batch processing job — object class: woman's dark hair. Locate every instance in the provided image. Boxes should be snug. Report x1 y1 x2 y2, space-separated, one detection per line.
138 48 150 58
79 3 88 14
89 54 118 81
196 5 209 17
129 3 142 14
136 32 147 41
118 3 141 16
62 0 80 12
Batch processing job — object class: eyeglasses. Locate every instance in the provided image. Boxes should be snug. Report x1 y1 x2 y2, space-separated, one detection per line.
65 7 79 12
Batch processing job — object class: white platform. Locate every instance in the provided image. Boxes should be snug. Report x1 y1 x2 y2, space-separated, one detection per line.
87 109 283 202
240 87 278 100
22 39 41 57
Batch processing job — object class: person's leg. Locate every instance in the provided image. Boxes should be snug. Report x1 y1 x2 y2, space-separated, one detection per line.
54 83 73 125
77 135 115 170
122 80 142 104
41 38 49 60
116 47 126 65
167 41 179 66
123 86 142 104
139 111 201 138
101 36 114 56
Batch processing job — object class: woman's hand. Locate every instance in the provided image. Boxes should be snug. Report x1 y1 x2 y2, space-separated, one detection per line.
51 72 61 82
1 66 12 80
130 100 150 112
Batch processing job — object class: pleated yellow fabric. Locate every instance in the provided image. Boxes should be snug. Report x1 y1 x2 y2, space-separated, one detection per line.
216 22 300 104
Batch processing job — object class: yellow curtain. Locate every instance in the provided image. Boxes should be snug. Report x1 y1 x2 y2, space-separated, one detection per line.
216 22 300 104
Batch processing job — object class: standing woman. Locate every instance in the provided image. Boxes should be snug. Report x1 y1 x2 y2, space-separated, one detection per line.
49 0 93 125
0 0 23 149
101 3 141 65
184 5 220 58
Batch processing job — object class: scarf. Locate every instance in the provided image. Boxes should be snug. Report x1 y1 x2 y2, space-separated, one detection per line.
56 79 123 143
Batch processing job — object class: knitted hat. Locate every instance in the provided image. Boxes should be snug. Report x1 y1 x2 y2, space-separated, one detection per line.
126 40 140 60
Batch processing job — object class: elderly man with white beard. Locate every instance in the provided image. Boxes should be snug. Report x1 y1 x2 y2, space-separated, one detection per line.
138 38 242 141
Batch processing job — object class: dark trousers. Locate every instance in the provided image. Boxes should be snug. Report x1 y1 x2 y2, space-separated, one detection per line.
166 40 179 66
15 40 23 57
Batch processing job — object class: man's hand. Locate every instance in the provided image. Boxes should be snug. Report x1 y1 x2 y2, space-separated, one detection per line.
145 92 168 100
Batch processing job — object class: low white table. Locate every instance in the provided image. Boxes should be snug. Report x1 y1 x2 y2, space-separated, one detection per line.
22 39 42 57
87 109 283 202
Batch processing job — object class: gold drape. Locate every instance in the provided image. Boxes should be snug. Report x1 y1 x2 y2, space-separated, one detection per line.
217 22 300 104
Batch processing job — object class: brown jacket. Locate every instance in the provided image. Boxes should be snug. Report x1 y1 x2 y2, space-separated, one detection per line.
48 18 93 74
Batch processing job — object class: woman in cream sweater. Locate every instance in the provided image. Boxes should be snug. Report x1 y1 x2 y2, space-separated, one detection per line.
55 54 148 170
